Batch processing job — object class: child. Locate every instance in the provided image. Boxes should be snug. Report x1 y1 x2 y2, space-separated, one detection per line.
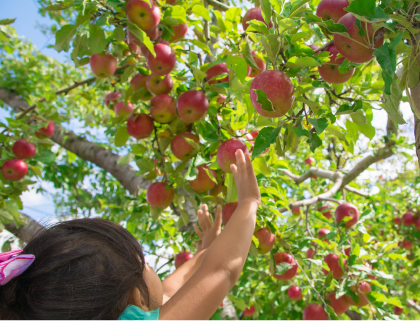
0 150 260 320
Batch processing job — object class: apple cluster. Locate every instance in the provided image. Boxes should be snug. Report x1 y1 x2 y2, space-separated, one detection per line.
393 209 420 254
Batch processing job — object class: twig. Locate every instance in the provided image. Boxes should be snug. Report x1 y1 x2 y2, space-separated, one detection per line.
305 205 314 238
314 40 334 53
207 0 230 11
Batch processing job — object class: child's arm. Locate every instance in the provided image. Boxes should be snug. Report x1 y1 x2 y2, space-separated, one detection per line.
159 150 260 320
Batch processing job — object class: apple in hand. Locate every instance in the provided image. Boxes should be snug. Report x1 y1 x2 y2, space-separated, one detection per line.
324 254 345 279
254 228 275 254
242 7 273 31
174 251 193 268
303 304 328 320
1 159 28 181
316 0 350 23
402 211 415 226
318 44 355 84
114 102 134 116
146 74 173 96
170 23 188 42
146 43 176 75
150 94 177 123
35 121 55 138
176 90 209 123
90 53 117 78
170 132 200 160
288 286 302 301
206 63 229 85
273 253 298 281
217 139 248 173
12 140 36 159
105 92 121 108
335 203 359 228
222 201 238 225
147 182 174 209
126 0 161 31
189 165 216 193
242 306 255 318
127 113 154 139
326 292 350 316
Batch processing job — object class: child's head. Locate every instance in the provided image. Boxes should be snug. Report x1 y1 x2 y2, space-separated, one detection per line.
0 218 159 319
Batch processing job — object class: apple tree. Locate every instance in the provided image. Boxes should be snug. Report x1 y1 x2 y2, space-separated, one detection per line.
1 0 420 319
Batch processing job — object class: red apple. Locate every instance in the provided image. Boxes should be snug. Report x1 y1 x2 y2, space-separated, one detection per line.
344 247 351 257
303 304 328 320
130 73 148 91
415 217 420 231
318 228 331 243
114 101 134 116
126 113 154 139
254 228 275 255
250 70 294 118
242 306 255 318
208 181 224 201
273 253 298 281
206 63 229 85
292 207 301 216
89 53 117 78
347 286 369 307
145 26 161 41
146 182 174 209
335 203 359 228
358 281 372 293
126 0 161 31
146 74 173 96
305 157 315 166
146 43 176 76
216 94 226 104
35 121 55 138
249 51 266 78
12 140 36 159
324 254 344 280
318 44 355 84
334 13 384 64
307 248 315 259
189 165 216 193
126 31 142 55
402 239 413 250
150 94 177 123
326 292 350 316
318 205 333 219
242 7 273 31
216 139 248 173
176 90 209 123
170 23 188 42
222 201 238 225
105 92 121 108
316 0 350 23
394 307 403 316
1 159 28 181
174 251 193 268
288 286 302 301
393 217 401 225
364 262 376 280
170 132 200 160
402 211 415 226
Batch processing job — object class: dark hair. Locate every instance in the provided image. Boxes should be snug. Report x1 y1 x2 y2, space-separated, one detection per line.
0 218 149 319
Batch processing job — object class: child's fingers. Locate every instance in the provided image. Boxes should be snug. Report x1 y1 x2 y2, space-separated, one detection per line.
230 163 238 179
244 152 256 177
235 149 246 174
202 204 212 230
193 224 203 238
214 204 222 232
197 210 207 232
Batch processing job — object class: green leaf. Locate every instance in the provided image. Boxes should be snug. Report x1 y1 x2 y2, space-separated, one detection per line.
227 295 246 311
286 56 321 68
192 5 211 21
305 13 350 36
278 18 298 33
115 126 130 147
190 40 212 55
252 126 281 160
275 262 293 274
370 292 403 308
227 55 248 82
180 209 189 225
34 149 56 164
225 7 242 23
150 207 163 221
373 43 397 95
382 76 406 125
308 132 322 152
252 156 271 176
127 22 155 57
113 27 126 42
55 24 77 52
121 65 136 83
346 0 389 22
253 89 274 112
225 173 238 203
166 5 187 23
42 0 74 11
88 25 107 54
259 0 272 27
247 20 269 34
243 39 261 70
117 153 134 165
0 18 16 25
261 34 280 64
308 118 329 135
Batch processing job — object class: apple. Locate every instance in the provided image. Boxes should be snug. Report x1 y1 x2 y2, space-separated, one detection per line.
189 165 216 193
217 139 248 173
242 7 273 31
126 0 161 31
209 181 224 201
306 248 315 259
126 113 154 139
35 121 55 138
318 205 332 219
176 90 209 123
130 73 148 91
335 203 359 228
12 140 36 159
254 228 275 255
242 306 255 318
402 239 413 250
1 159 28 181
324 254 345 280
273 253 298 281
326 292 350 316
303 304 328 320
105 92 121 108
305 157 315 166
316 0 350 23
170 132 200 160
393 217 401 225
334 13 384 64
144 26 161 41
126 32 142 55
347 286 369 307
146 43 176 75
174 251 193 268
292 207 301 216
146 182 174 209
415 217 420 231
170 23 188 42
222 201 238 225
364 262 376 280
146 74 173 96
344 248 351 257
206 63 229 85
318 44 355 84
114 101 134 116
288 286 302 301
394 307 403 316
402 211 415 226
216 94 226 104
358 281 372 293
249 51 266 78
318 228 330 243
250 70 294 118
150 94 177 123
89 53 117 78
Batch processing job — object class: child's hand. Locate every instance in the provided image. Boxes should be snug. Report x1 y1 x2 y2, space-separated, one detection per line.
230 149 261 205
193 204 222 251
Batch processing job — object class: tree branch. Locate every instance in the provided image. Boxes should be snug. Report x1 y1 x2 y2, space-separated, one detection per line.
314 40 334 53
408 299 420 314
4 213 43 244
207 0 230 11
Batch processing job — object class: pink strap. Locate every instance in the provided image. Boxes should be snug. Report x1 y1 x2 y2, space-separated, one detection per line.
0 250 35 285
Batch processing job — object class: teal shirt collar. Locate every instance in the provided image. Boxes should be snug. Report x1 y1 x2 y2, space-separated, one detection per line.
118 305 160 320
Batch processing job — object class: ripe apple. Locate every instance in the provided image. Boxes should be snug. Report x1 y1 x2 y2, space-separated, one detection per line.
347 286 369 307
35 121 55 138
171 132 200 160
130 73 148 91
318 44 355 84
402 211 415 226
316 0 350 23
1 159 28 181
402 239 413 250
364 262 376 280
324 254 345 279
326 292 350 316
189 165 216 193
144 26 161 41
303 304 328 320
249 51 266 78
292 207 301 216
273 253 298 281
344 247 351 257
146 74 173 96
254 228 275 255
170 23 188 42
126 113 154 139
217 139 248 173
222 201 238 225
250 70 294 118
394 307 403 316
305 157 315 166
393 217 401 225
358 281 372 293
242 7 273 31
150 94 177 123
176 90 209 123
174 251 193 268
114 101 134 116
334 13 384 64
318 228 330 243
318 205 332 219
146 43 176 75
335 203 359 228
206 63 229 85
126 31 142 55
126 0 161 31
242 306 255 318
288 286 302 301
146 182 174 209
12 140 36 159
216 94 226 104
89 53 117 78
105 92 121 108
306 248 315 259
415 217 420 231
